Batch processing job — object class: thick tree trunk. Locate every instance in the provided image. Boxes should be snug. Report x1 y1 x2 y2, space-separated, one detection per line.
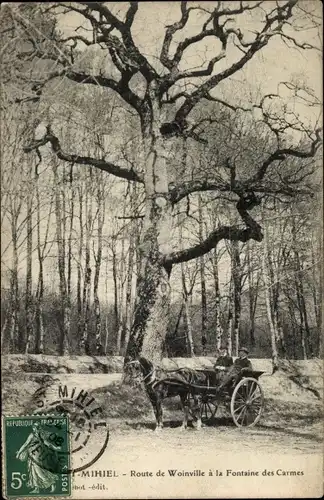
125 110 173 364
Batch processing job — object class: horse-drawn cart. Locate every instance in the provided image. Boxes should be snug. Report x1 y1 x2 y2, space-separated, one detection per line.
125 357 265 431
187 368 265 428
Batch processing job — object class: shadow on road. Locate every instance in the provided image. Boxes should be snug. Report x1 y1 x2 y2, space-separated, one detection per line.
257 423 321 442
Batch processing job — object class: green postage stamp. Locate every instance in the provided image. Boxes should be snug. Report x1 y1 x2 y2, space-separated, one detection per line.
3 415 71 498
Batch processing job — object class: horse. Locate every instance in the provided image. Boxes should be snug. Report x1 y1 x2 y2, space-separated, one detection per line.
124 356 209 431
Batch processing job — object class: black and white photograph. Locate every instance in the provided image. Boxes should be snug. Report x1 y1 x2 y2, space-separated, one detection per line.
1 1 323 498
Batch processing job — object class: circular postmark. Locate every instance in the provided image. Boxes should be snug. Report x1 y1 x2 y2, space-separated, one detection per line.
29 382 109 474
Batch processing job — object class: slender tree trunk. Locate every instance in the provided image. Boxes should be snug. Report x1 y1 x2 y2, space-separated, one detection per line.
291 215 309 359
262 225 279 368
81 175 92 354
123 230 135 354
25 171 34 354
310 235 320 332
247 240 256 347
77 183 84 345
231 240 241 356
317 230 323 358
67 164 74 297
1 316 8 351
35 174 47 354
288 299 298 359
211 247 223 350
227 278 234 356
268 246 286 357
104 316 109 355
53 161 69 355
179 219 194 357
116 189 128 353
93 174 105 354
198 194 207 352
181 272 194 357
9 213 20 352
112 244 121 355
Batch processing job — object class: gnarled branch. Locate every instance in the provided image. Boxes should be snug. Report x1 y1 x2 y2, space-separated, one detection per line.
24 126 144 184
164 195 262 265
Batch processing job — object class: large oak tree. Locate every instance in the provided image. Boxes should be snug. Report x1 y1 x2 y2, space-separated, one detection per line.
6 1 322 362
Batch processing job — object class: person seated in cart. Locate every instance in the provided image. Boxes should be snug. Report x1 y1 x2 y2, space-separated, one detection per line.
216 347 253 393
213 345 233 384
214 345 233 368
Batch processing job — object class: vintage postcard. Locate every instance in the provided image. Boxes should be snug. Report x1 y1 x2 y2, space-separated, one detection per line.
1 1 323 499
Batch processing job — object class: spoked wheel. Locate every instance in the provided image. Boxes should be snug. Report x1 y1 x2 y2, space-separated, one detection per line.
188 395 217 422
230 377 264 428
200 399 218 421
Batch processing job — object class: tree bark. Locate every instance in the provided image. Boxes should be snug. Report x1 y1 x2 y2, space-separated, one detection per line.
125 110 173 364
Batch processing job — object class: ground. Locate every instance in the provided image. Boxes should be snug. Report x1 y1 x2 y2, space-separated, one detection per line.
2 356 323 457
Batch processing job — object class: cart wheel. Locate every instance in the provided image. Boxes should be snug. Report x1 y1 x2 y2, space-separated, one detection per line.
230 377 264 428
188 395 217 422
200 400 218 421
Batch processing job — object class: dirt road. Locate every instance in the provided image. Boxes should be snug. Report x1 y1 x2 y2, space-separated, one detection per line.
71 422 323 499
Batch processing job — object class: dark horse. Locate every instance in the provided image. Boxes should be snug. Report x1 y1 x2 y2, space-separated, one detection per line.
124 357 209 431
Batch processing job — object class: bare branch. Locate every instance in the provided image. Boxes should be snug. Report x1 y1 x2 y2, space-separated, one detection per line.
23 126 144 184
172 0 300 123
169 178 229 204
164 197 262 265
245 128 322 186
